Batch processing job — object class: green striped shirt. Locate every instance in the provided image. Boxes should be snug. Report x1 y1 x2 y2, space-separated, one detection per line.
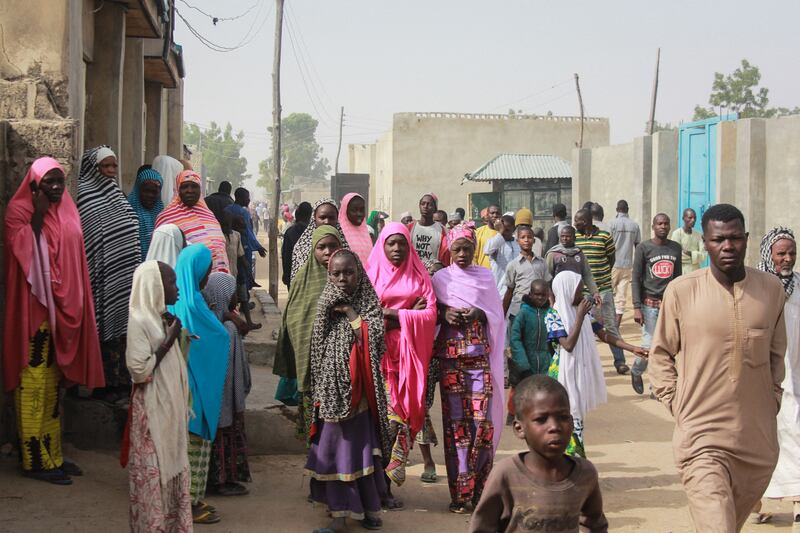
575 227 615 292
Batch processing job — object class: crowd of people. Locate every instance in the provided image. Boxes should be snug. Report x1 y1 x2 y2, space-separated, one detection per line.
3 152 798 533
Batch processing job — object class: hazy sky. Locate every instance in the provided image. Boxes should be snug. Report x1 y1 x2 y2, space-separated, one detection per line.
174 0 800 194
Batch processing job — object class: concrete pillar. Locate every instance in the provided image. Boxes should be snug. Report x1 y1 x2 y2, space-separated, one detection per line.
735 118 766 266
716 120 738 205
166 79 184 159
651 129 679 222
144 81 162 163
570 147 592 217
633 136 653 227
120 38 144 193
83 1 126 155
159 88 169 156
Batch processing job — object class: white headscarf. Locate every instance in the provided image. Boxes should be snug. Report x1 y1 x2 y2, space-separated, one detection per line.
125 261 189 486
551 271 607 420
152 155 183 206
146 224 184 267
95 146 116 162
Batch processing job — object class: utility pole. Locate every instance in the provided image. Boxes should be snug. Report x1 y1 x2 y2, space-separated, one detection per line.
574 73 584 148
268 0 284 302
334 106 344 175
647 48 661 135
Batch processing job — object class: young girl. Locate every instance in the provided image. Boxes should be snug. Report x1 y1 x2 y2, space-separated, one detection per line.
126 260 191 532
546 271 647 457
203 272 252 497
306 249 390 532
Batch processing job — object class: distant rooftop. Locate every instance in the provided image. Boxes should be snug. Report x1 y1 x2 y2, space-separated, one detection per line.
463 153 572 182
406 112 606 123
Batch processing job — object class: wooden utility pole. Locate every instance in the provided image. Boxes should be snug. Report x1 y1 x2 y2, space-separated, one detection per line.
268 0 284 302
334 106 344 175
646 48 661 135
574 73 585 148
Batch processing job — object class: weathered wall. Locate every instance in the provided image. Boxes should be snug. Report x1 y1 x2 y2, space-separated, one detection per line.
764 115 800 236
351 112 609 219
348 143 377 209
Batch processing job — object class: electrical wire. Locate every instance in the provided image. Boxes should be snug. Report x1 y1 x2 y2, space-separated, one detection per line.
178 0 259 24
489 78 572 112
175 0 271 53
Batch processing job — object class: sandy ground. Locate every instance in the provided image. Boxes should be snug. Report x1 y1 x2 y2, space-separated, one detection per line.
2 233 797 532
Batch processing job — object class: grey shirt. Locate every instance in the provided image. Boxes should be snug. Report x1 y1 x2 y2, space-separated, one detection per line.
631 239 682 308
609 213 641 269
505 254 551 316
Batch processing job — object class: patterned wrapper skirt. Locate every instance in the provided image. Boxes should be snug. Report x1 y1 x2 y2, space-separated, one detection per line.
208 413 252 487
128 387 192 532
304 410 388 520
187 434 212 505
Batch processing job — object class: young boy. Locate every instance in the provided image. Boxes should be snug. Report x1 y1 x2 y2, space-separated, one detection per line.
545 225 599 300
471 375 608 533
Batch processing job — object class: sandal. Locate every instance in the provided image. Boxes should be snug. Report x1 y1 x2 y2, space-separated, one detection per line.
420 470 438 483
750 512 773 524
381 497 405 511
60 460 83 476
212 482 249 496
192 509 221 524
195 501 216 513
448 503 468 514
24 468 72 485
361 516 383 530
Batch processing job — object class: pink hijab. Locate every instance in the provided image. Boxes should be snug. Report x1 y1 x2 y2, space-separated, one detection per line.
432 231 505 450
4 157 105 392
339 193 373 264
366 222 437 435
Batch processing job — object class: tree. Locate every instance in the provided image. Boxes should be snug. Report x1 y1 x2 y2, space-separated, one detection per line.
258 113 330 190
183 122 249 189
693 59 800 120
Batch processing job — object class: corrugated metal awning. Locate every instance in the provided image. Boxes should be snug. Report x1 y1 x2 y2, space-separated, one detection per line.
463 153 572 182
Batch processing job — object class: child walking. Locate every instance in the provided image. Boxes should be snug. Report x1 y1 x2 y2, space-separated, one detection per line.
471 375 608 532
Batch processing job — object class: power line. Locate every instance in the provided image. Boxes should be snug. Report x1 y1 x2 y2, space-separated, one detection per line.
283 17 334 127
489 78 572 112
175 1 271 53
178 0 259 24
285 6 337 116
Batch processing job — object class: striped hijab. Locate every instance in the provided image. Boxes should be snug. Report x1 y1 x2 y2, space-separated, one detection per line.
127 168 164 259
77 145 141 342
155 170 230 274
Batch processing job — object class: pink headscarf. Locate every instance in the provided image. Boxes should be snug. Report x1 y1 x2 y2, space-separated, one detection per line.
432 260 505 451
4 157 105 392
446 221 476 248
366 222 437 435
339 193 373 265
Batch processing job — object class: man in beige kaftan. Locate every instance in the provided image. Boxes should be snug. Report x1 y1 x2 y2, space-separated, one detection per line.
649 204 786 532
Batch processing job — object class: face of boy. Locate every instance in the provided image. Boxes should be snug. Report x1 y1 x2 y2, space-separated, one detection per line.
517 229 533 252
513 391 574 461
529 284 549 308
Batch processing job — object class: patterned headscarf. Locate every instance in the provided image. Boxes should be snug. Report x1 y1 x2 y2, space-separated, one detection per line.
758 226 796 297
289 198 349 281
127 168 164 258
310 249 390 457
446 221 476 248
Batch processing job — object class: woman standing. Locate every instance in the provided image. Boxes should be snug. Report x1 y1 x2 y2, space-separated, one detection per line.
365 223 437 489
4 157 105 484
156 170 229 274
289 198 349 282
307 249 390 532
77 145 141 399
152 155 184 206
339 193 372 264
203 272 252 497
431 224 505 513
127 167 164 258
170 244 231 524
546 271 646 457
275 226 343 437
126 261 191 532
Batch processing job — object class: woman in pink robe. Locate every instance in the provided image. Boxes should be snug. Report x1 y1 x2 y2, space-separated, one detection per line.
366 222 437 500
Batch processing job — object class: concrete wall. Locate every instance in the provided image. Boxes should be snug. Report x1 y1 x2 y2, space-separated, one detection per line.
350 112 609 219
572 114 800 266
348 143 377 209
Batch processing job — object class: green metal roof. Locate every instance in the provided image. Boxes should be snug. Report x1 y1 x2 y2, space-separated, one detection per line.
463 153 572 182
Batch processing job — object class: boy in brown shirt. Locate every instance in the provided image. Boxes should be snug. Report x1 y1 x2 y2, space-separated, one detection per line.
471 375 608 533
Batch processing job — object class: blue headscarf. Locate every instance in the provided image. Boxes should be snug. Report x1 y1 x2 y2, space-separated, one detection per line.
169 244 231 439
127 168 164 258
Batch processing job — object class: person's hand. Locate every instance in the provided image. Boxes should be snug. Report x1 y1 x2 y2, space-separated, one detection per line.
333 304 353 316
633 346 649 358
229 313 249 335
444 307 464 327
30 181 50 214
412 297 427 310
577 298 593 318
593 292 602 307
462 307 482 323
165 315 182 346
633 308 644 325
258 249 267 258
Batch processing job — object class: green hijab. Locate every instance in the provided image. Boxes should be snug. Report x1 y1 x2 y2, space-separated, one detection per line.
274 225 341 391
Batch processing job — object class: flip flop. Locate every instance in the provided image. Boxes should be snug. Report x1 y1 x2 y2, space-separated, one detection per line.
361 516 383 530
196 501 216 513
449 503 468 514
60 460 83 476
192 509 221 524
750 512 773 524
420 470 438 483
24 468 72 485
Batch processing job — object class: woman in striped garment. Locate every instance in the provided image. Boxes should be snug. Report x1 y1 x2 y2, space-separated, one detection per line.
155 170 230 274
77 146 141 401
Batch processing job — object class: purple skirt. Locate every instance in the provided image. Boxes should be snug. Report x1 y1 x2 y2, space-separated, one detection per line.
305 409 388 519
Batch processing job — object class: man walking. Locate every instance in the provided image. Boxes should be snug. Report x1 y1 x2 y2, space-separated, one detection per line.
574 208 629 374
544 203 569 255
630 213 680 394
609 200 641 326
671 207 707 274
650 204 786 532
